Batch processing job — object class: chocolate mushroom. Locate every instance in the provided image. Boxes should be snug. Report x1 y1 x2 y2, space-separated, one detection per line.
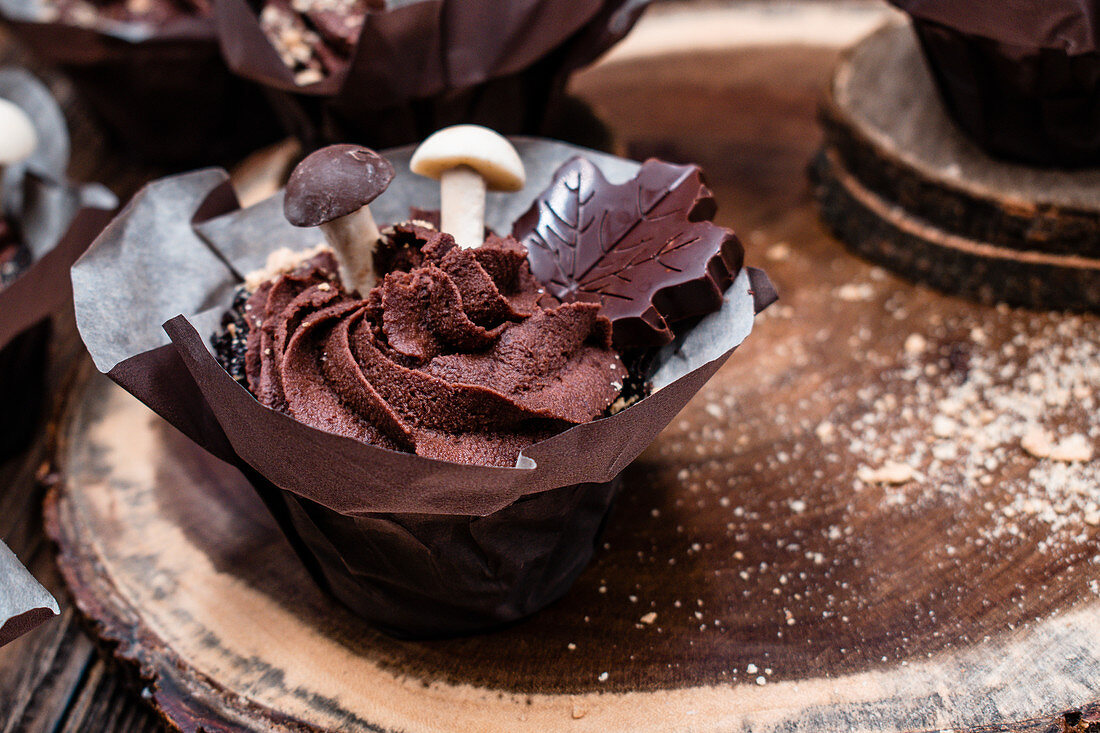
0 98 38 210
409 125 525 249
284 144 394 294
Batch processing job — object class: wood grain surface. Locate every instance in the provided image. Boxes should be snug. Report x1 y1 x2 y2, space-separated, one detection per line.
43 30 1100 733
813 22 1100 311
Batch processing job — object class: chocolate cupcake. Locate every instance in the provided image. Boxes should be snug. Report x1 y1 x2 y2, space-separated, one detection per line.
0 0 281 165
889 0 1100 168
0 68 116 459
213 0 650 149
73 132 774 636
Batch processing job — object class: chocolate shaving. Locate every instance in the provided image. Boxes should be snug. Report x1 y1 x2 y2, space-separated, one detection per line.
514 157 744 350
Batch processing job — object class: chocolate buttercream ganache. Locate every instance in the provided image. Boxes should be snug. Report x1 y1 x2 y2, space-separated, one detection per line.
216 223 626 467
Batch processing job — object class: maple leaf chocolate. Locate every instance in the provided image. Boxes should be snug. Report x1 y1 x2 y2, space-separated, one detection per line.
514 156 744 349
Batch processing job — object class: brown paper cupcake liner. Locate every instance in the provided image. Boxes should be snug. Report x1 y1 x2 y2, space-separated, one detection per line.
888 0 1100 55
888 1 1100 167
912 19 1100 168
214 0 649 149
73 138 775 636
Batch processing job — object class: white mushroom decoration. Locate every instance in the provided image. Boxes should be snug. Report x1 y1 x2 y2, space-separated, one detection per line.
0 98 38 209
409 125 526 249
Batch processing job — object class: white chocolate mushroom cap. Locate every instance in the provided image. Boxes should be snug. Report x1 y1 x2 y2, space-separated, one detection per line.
0 98 37 165
409 125 525 191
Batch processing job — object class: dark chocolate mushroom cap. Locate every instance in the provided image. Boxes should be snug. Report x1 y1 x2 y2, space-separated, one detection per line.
284 144 395 228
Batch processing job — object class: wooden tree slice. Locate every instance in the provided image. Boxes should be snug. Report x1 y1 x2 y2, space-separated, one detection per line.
46 9 1100 733
813 22 1100 310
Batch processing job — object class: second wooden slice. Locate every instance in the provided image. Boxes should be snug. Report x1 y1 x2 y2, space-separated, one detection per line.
813 22 1100 311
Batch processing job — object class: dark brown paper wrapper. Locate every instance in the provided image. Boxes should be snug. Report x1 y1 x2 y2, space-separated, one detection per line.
0 9 282 165
215 0 649 149
73 138 775 637
0 67 117 458
889 0 1100 168
888 0 1100 55
911 19 1100 168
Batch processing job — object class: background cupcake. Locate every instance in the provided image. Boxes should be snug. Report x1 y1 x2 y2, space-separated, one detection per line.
0 67 115 458
0 0 282 165
213 0 652 150
72 135 774 636
890 0 1100 168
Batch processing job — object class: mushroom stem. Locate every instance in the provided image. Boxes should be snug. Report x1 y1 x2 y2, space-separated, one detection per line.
440 165 486 249
319 205 380 294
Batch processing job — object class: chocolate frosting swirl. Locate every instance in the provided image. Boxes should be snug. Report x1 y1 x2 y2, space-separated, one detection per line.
241 224 626 467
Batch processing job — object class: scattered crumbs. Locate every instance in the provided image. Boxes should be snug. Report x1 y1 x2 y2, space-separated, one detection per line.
567 642 576 651
766 242 790 261
857 460 916 485
904 333 928 354
755 676 767 686
597 672 609 682
640 612 657 625
705 402 724 419
836 282 874 301
822 308 1100 554
1021 426 1094 463
932 415 956 438
789 499 807 514
745 663 758 674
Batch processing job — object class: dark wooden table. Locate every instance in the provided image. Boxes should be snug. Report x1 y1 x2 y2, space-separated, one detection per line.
3 4 1099 731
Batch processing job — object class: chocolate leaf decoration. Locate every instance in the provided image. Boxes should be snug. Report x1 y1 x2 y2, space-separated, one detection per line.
514 156 744 349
